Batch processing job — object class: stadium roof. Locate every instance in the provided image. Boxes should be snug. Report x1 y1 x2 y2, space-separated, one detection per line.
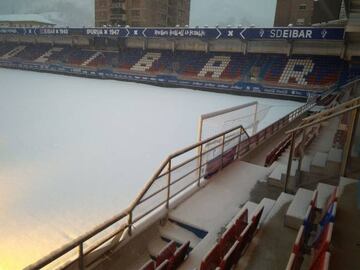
0 14 55 25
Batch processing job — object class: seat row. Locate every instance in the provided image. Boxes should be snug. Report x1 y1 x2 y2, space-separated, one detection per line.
286 186 338 270
139 240 190 270
200 206 264 270
0 42 353 88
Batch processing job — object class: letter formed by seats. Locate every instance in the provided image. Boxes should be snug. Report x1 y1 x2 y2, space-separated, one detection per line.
131 52 162 72
35 48 63 63
198 56 231 79
279 59 314 86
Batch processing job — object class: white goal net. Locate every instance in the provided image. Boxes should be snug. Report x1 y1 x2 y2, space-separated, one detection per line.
198 101 272 141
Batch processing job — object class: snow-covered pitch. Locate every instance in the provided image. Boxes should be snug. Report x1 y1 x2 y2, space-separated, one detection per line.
0 68 302 269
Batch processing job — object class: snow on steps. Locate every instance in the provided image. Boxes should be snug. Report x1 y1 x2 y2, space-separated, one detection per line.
300 155 313 172
316 183 336 210
284 188 314 230
268 160 299 188
265 192 294 223
158 221 202 248
310 152 328 173
226 198 276 231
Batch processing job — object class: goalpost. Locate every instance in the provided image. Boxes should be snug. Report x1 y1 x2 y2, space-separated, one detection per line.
198 101 271 142
197 101 272 178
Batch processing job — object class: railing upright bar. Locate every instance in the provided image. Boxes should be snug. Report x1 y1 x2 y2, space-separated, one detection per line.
166 160 171 209
198 144 203 187
284 131 296 194
79 243 84 270
127 212 133 236
221 134 225 168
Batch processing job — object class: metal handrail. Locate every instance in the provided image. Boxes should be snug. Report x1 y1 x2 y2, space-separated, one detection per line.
25 99 314 270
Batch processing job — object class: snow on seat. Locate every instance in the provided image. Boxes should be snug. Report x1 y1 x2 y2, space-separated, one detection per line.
155 241 176 266
316 183 336 210
168 241 190 269
285 188 314 230
155 259 169 270
139 260 155 270
226 201 257 229
147 238 171 258
251 198 275 226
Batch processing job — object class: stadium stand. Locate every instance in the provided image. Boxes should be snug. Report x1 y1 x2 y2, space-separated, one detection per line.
1 42 358 91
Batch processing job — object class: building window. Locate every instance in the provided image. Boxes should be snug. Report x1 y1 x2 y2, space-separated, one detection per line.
299 4 306 10
296 18 305 25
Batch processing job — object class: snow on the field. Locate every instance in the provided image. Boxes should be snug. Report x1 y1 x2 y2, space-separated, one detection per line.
0 68 302 269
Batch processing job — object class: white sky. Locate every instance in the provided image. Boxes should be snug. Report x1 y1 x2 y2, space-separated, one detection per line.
0 0 277 27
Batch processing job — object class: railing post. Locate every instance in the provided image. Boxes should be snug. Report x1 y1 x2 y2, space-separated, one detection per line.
221 134 225 168
340 108 359 176
284 132 296 193
166 160 171 209
236 127 242 159
79 243 84 270
198 144 203 187
128 211 133 236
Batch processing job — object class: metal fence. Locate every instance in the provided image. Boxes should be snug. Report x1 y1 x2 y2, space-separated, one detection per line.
25 100 314 270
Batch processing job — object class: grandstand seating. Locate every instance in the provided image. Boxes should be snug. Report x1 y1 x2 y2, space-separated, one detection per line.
265 134 292 167
0 42 358 90
138 240 190 270
200 207 263 270
286 184 338 270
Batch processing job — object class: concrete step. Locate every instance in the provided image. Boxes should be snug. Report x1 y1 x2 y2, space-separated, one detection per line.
264 192 294 223
300 155 313 172
256 198 276 226
338 177 359 197
316 183 337 210
310 152 329 174
159 221 202 249
226 202 255 229
268 160 299 188
268 163 286 187
285 188 314 230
